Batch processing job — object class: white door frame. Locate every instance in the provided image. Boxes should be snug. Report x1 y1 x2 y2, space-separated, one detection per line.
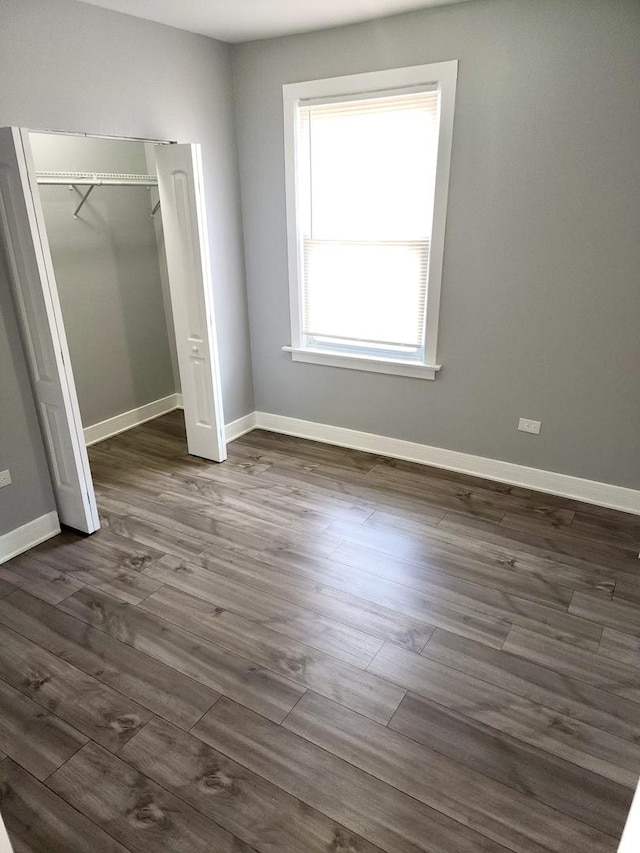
3 126 227 533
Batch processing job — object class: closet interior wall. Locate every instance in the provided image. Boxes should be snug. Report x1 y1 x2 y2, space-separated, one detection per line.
29 132 180 433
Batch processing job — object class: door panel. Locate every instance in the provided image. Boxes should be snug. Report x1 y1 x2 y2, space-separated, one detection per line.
154 143 226 462
0 127 99 533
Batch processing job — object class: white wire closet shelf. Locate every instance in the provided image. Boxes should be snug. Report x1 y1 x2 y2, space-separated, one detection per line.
36 170 158 186
35 171 160 218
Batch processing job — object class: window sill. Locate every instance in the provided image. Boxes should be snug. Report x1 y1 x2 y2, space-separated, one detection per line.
282 346 441 380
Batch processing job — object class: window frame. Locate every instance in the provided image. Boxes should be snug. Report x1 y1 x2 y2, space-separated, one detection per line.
282 61 458 381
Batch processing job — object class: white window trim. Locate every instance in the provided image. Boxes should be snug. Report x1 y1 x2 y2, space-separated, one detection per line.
282 60 458 380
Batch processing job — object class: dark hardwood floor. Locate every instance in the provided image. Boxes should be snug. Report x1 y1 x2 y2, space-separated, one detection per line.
0 409 639 852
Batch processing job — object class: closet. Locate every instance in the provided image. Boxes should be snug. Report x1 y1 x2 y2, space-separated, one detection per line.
0 126 226 534
30 133 179 441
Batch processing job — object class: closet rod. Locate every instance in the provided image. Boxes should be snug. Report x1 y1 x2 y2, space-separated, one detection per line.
36 170 158 186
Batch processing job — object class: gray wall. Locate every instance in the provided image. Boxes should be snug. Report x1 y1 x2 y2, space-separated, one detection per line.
30 133 176 427
232 0 640 489
144 143 182 393
0 0 253 533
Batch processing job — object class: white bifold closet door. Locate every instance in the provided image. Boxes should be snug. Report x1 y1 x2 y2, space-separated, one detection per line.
0 127 99 533
154 143 226 462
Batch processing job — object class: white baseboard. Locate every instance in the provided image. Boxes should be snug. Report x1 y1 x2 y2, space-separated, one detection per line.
0 511 60 565
84 394 182 446
84 398 640 515
84 394 255 448
225 412 258 442
165 395 255 442
252 412 640 516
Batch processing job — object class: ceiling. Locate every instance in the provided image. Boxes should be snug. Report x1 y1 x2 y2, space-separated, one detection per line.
73 0 472 44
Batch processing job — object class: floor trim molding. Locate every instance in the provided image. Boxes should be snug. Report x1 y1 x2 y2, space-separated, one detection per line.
251 412 640 516
226 412 258 443
85 394 257 447
84 394 182 446
0 511 60 565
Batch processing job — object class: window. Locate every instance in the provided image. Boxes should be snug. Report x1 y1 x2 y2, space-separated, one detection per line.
282 62 457 380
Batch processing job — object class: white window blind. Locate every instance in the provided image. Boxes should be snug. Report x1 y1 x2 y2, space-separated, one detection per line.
298 88 441 358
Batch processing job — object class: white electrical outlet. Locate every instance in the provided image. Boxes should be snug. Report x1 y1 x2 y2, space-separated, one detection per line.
518 418 542 435
0 470 11 488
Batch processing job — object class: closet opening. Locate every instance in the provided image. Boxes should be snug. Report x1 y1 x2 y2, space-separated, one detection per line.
0 126 226 536
30 132 184 450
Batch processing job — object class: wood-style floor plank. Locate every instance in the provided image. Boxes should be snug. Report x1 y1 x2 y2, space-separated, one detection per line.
30 532 164 606
58 586 306 723
368 642 640 786
359 509 616 597
569 510 640 552
330 537 572 616
0 591 219 730
303 555 514 650
570 591 640 638
0 678 86 781
119 716 386 853
154 482 341 534
2 413 639 851
97 506 210 563
434 510 619 594
94 459 342 536
144 552 385 667
169 541 505 651
283 690 617 853
251 445 506 522
0 758 129 853
47 742 257 853
98 488 343 560
0 555 84 604
324 541 601 650
181 547 438 653
502 625 640 704
193 697 512 853
236 428 384 474
495 506 576 533
388 691 632 838
497 513 640 575
0 621 151 752
613 581 640 607
139 583 403 723
599 628 640 668
438 511 637 579
179 455 375 524
365 457 580 522
419 628 640 744
361 464 509 521
40 528 163 575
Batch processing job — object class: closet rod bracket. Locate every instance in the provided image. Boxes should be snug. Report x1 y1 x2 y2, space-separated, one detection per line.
73 184 96 219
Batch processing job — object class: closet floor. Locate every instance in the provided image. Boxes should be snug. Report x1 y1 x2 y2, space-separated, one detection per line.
0 410 638 852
